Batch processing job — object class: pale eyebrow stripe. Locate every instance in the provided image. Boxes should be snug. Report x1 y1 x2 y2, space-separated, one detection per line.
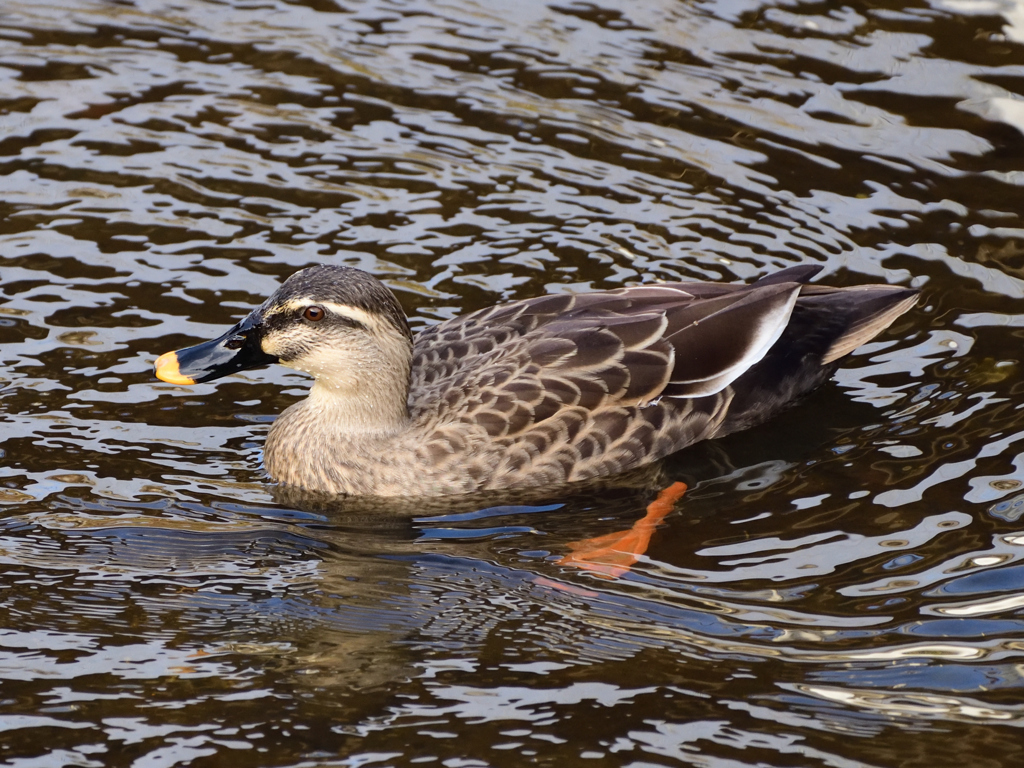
274 298 375 327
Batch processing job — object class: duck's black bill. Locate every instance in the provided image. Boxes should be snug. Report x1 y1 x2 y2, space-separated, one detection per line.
155 315 278 385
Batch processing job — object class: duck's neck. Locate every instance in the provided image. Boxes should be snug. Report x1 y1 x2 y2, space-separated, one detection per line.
300 375 410 435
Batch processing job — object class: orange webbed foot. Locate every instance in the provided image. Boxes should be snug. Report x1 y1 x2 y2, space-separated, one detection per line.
558 481 687 579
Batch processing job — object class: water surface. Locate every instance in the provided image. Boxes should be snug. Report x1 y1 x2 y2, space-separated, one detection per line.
3 0 1024 765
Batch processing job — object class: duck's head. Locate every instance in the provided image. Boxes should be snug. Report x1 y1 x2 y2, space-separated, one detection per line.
155 265 413 390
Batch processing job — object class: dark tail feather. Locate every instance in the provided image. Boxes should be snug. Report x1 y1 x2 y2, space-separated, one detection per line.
753 266 918 361
713 281 918 437
800 286 919 363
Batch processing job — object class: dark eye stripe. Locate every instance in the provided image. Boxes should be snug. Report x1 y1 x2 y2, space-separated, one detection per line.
333 313 368 331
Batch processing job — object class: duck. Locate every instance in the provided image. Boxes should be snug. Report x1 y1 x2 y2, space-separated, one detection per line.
154 264 917 497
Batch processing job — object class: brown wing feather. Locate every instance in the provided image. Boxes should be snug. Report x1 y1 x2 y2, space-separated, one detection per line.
408 279 807 436
661 283 802 397
409 290 677 435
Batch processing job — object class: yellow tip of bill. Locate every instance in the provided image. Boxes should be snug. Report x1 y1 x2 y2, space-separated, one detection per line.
155 350 196 385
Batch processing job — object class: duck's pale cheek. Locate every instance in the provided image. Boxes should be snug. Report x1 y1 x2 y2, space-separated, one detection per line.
260 337 285 358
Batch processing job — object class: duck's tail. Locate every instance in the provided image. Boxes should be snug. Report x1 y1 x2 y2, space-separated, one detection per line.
713 272 918 437
808 285 920 363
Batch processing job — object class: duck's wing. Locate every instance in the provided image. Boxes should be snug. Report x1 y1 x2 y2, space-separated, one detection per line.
408 273 810 436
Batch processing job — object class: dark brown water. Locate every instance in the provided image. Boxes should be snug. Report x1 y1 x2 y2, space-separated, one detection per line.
3 0 1024 765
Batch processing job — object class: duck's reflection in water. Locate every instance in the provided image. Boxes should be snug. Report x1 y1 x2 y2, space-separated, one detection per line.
0 462 724 691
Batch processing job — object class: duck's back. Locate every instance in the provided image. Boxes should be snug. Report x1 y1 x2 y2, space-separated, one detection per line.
404 266 917 492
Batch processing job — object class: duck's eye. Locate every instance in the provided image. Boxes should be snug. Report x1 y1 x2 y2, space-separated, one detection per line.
302 305 326 322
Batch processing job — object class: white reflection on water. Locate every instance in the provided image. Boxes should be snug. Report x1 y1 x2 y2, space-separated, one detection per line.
795 683 1024 725
682 511 971 583
0 631 241 682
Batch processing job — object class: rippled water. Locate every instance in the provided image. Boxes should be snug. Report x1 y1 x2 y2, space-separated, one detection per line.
3 0 1024 765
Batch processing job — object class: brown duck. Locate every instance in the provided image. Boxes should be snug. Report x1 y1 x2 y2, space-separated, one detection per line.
154 264 916 497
